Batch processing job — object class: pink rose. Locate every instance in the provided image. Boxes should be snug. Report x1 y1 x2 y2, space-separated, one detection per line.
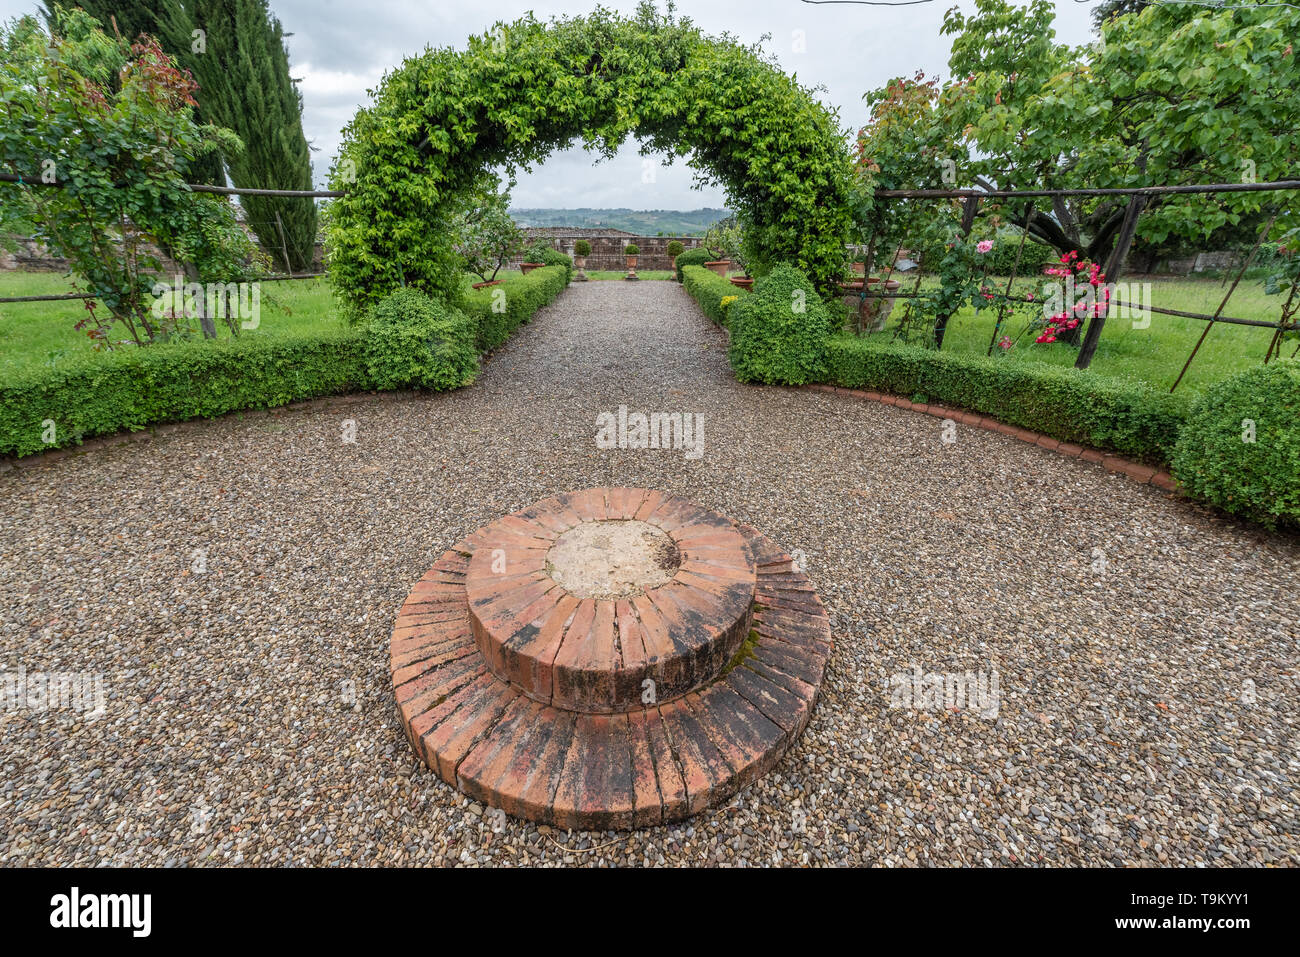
976 240 994 254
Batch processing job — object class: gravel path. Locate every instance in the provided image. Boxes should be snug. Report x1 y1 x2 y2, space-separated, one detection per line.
1 279 1296 867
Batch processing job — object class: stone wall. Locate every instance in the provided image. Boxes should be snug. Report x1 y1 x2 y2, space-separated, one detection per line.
515 232 705 272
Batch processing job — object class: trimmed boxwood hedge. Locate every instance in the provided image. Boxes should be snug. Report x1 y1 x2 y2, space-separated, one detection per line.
1170 360 1300 527
463 265 569 351
824 336 1191 464
362 288 479 391
1 266 572 458
681 264 743 327
0 328 367 458
674 247 712 283
727 265 831 386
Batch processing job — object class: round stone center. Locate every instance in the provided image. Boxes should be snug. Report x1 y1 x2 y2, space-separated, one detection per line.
546 520 681 600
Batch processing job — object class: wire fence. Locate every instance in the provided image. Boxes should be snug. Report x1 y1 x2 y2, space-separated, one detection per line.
847 179 1300 389
5 172 1298 387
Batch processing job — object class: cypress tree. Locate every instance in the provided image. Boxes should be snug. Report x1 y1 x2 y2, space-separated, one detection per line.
44 1 318 271
158 1 317 271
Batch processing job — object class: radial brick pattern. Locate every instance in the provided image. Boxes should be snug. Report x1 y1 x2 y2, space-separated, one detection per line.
390 488 831 829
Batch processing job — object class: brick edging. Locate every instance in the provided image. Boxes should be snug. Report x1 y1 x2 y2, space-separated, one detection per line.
804 384 1178 493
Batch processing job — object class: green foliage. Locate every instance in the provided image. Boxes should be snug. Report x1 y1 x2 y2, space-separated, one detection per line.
702 216 748 272
530 245 573 283
361 288 478 391
674 246 711 282
0 10 262 347
824 336 1190 463
451 179 527 285
573 239 592 257
0 270 567 456
624 243 640 257
327 6 857 314
1170 361 1300 527
0 327 366 457
727 264 830 385
918 229 1055 277
155 0 317 269
666 240 684 258
934 0 1300 259
519 238 574 282
462 265 569 351
681 265 743 327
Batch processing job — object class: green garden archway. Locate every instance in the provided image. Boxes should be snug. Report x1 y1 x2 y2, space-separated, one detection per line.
327 6 857 316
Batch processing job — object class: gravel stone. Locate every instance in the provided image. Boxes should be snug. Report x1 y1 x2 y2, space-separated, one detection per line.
0 280 1296 867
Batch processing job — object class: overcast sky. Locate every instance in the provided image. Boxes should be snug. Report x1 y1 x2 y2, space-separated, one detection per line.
1 1 1098 208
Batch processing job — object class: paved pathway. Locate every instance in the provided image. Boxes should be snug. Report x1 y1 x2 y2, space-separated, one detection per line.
1 280 1296 865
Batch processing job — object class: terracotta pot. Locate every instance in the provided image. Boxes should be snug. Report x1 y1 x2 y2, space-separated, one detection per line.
851 261 866 276
729 277 754 290
704 260 731 277
471 279 503 289
626 256 638 270
574 256 587 269
519 262 544 275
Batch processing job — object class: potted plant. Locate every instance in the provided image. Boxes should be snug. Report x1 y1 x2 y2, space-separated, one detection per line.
624 243 639 280
519 240 549 275
703 217 744 278
573 239 591 282
666 239 684 273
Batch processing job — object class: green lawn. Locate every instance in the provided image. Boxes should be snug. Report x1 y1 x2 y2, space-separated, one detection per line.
868 275 1291 393
0 271 340 377
3 269 1292 393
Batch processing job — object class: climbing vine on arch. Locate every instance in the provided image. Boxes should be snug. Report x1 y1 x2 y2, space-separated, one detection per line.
326 3 857 317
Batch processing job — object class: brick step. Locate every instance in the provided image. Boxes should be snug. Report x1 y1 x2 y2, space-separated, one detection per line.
464 488 756 714
390 506 831 830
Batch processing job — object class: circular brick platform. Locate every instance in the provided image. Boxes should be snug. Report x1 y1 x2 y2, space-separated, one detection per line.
464 490 755 713
390 487 831 829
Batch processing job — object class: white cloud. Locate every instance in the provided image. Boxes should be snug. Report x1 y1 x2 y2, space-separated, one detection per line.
0 0 1099 208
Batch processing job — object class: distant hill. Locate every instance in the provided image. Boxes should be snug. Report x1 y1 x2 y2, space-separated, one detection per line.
509 207 731 237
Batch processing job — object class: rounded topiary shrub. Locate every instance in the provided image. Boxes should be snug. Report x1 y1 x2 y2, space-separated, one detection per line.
573 239 591 258
362 288 479 391
726 263 830 385
1170 359 1300 527
674 246 710 282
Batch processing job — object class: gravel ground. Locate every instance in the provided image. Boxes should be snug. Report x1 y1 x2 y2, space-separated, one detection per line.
1 280 1296 867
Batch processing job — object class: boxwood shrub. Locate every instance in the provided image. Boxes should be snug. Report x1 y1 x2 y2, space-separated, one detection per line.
462 265 569 351
0 328 367 457
522 243 573 284
362 288 479 391
681 265 743 327
824 336 1191 464
1170 360 1300 527
727 264 830 385
674 246 711 282
1 267 572 458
